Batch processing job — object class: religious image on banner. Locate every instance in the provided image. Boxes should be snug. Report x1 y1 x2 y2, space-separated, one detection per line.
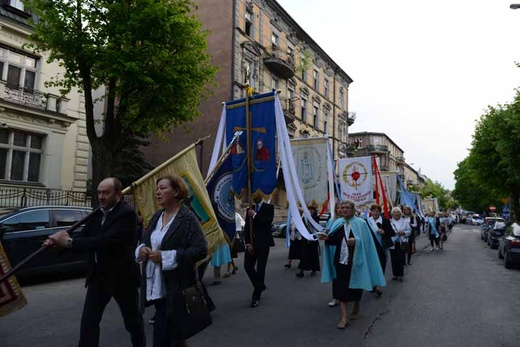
338 156 374 205
291 137 328 207
225 91 277 198
206 154 236 243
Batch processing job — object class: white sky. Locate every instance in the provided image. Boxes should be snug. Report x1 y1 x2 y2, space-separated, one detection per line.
277 0 520 190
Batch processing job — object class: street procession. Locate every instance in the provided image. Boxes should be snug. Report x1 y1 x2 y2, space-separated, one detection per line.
1 1 520 347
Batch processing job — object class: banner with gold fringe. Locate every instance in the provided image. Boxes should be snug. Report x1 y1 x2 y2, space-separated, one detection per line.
130 144 226 256
0 241 27 317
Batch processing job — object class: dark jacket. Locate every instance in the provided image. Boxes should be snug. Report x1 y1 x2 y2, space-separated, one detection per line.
71 200 139 287
244 202 275 250
142 205 207 312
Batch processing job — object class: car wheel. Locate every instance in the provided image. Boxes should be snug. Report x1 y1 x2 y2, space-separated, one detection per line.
504 250 512 269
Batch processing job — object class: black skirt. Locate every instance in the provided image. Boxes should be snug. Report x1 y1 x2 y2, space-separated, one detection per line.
298 239 320 271
288 239 302 260
332 232 363 302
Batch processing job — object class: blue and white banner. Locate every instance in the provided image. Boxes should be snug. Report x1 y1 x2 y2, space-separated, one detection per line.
338 156 374 205
291 137 328 207
206 154 236 243
225 91 277 198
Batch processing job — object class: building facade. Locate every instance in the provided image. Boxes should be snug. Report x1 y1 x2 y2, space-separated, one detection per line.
143 0 355 178
347 131 426 189
0 2 88 193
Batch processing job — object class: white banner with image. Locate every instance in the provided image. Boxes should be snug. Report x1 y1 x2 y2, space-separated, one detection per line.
338 156 373 205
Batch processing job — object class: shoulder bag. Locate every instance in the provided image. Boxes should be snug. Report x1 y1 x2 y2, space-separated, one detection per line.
177 267 213 340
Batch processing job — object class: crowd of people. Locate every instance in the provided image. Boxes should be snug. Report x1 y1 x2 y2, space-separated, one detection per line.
41 174 457 345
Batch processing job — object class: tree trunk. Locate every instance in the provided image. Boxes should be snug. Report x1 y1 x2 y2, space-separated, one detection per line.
511 189 520 222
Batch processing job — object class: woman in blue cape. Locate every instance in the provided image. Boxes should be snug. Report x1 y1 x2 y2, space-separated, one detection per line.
319 200 386 329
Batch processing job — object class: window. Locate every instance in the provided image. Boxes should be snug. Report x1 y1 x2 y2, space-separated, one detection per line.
339 88 345 109
339 121 346 143
54 209 84 227
1 210 50 232
271 33 279 49
300 94 307 123
301 65 307 82
313 69 319 90
313 104 319 128
0 46 38 92
9 0 24 11
324 108 329 133
324 79 330 98
0 128 44 182
245 10 253 37
271 76 279 91
287 84 295 100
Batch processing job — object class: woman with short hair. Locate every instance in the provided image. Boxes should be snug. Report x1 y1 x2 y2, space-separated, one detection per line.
389 207 411 281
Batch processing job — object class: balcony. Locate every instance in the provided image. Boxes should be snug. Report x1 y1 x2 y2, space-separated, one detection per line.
263 47 295 80
367 144 388 153
395 156 405 165
0 82 68 114
281 98 296 124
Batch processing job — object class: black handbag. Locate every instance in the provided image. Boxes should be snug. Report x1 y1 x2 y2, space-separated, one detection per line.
177 270 212 340
399 240 410 253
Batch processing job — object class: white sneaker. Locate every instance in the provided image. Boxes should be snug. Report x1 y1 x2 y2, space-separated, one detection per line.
430 247 434 251
328 299 338 307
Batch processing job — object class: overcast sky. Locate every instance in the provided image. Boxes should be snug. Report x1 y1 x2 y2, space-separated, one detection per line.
277 0 520 190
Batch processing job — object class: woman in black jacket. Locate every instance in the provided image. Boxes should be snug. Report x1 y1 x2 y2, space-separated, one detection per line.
136 174 208 347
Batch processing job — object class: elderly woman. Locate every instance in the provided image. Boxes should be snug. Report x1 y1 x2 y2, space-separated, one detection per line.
389 206 411 281
320 200 385 329
426 211 440 251
136 174 208 347
365 204 395 297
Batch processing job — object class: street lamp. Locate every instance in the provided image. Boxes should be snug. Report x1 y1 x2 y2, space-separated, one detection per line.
511 4 520 9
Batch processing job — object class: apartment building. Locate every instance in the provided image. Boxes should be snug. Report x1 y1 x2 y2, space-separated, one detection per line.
0 2 88 192
143 0 355 176
347 131 426 188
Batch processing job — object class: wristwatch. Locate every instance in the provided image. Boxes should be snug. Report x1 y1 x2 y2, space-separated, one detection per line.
67 237 73 248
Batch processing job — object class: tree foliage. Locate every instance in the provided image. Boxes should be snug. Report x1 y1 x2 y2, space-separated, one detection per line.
25 0 217 201
455 88 520 220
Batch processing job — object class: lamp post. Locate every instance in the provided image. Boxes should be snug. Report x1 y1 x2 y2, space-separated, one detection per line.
511 4 520 9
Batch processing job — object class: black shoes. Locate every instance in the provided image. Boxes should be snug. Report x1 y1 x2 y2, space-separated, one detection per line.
295 270 304 278
250 299 259 308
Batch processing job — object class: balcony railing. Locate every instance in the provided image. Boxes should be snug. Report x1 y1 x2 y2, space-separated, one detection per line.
367 144 388 153
0 82 68 114
263 47 295 79
395 156 405 164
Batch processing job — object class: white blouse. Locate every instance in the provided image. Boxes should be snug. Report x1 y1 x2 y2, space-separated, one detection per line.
390 217 411 249
135 212 179 301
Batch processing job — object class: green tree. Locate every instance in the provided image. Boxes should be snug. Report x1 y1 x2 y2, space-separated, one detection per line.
417 179 450 210
469 92 520 220
452 157 504 213
25 0 217 202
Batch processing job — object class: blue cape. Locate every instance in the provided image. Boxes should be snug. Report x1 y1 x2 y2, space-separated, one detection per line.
321 216 386 291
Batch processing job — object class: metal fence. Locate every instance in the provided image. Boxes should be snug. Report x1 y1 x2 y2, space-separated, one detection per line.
0 188 91 209
0 186 138 211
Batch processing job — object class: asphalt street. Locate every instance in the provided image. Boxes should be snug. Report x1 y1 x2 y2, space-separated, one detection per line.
1 223 519 347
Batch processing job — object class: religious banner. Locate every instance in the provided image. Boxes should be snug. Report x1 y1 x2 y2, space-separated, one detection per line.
225 91 277 199
206 153 236 243
338 156 374 205
131 144 226 256
290 137 328 207
0 242 27 317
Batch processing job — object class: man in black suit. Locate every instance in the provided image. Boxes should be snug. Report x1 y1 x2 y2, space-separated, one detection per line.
244 194 275 308
45 177 145 347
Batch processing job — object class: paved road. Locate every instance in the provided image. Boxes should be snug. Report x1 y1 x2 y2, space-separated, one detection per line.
1 223 519 346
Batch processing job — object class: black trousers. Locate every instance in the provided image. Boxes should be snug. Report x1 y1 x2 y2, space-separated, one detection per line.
390 244 406 277
407 231 416 262
244 246 270 300
79 277 145 347
153 299 181 347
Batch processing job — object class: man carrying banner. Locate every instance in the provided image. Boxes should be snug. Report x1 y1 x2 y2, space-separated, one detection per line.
44 177 145 347
244 193 274 308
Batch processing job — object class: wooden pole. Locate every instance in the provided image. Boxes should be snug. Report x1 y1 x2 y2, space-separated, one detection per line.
245 87 254 250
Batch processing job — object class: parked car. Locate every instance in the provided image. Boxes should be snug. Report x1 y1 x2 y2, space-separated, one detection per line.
271 220 288 238
471 214 484 226
498 222 520 268
487 221 508 249
0 206 92 276
481 217 505 241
